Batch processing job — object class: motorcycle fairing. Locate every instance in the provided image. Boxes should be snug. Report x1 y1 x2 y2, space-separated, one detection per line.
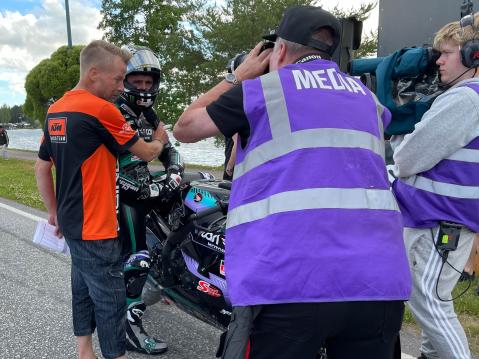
182 250 230 304
184 182 230 213
185 187 217 212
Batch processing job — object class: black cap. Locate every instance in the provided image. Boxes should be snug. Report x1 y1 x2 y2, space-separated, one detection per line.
263 5 341 56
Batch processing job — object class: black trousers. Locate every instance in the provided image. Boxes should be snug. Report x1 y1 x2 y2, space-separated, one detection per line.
248 301 404 359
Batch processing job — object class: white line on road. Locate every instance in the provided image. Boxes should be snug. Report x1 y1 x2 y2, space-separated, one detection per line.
0 202 44 222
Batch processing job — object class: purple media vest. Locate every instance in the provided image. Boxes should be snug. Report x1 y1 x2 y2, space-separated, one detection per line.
393 84 479 233
225 59 412 306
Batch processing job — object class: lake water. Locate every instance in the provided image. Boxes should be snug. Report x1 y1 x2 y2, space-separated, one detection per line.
8 129 225 167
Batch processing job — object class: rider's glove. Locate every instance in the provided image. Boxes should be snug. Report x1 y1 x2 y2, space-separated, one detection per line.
158 168 182 202
164 173 182 193
165 164 183 191
149 182 164 198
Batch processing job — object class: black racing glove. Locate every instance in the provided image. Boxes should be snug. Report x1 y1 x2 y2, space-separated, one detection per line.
162 166 182 199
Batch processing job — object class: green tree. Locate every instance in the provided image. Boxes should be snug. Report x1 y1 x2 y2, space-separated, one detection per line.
99 0 377 128
24 46 83 126
99 0 206 125
0 104 10 124
190 0 314 83
327 1 378 58
10 105 23 123
99 0 320 125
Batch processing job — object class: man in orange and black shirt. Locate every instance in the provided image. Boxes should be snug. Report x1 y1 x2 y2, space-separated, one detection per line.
35 40 168 359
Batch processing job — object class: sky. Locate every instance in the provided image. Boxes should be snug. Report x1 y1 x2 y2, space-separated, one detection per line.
0 0 379 107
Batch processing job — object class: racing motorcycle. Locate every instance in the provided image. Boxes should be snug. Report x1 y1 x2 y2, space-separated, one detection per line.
142 172 232 330
142 172 328 359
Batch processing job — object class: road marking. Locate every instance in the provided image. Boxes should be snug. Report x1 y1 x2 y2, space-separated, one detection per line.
0 202 44 222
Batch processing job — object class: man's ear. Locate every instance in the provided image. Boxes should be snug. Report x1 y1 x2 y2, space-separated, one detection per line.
278 41 288 64
88 66 100 83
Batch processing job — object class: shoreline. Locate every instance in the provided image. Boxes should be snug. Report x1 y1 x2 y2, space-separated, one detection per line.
7 148 224 173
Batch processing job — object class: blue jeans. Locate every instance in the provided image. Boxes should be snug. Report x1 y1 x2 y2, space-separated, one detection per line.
66 237 126 359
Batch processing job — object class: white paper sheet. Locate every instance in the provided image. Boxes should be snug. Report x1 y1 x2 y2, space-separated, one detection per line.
33 221 70 255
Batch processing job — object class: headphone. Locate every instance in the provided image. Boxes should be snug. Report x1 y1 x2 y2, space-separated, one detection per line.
460 13 479 68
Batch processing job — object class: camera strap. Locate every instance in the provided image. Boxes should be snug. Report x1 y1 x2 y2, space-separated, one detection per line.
295 54 323 64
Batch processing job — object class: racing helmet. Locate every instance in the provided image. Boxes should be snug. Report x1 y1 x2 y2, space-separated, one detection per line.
121 44 161 108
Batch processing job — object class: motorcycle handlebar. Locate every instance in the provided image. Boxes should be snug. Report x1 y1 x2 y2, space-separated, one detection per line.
188 200 228 221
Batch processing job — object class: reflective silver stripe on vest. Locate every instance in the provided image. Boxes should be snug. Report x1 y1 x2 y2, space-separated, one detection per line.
261 72 291 138
226 188 400 229
235 70 385 180
446 148 479 163
371 92 386 157
234 128 385 179
401 175 479 199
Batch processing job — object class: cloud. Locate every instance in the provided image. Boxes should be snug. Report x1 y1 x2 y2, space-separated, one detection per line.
0 0 104 105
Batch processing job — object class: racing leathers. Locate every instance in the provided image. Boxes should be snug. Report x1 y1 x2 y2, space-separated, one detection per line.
117 96 183 355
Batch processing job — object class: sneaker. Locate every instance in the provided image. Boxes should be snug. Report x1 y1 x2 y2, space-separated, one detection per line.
126 302 168 355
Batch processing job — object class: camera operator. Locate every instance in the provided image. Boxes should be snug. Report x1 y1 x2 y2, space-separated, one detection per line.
392 16 479 359
174 5 411 359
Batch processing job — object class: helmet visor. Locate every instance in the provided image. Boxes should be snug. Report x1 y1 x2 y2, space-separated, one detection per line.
127 49 161 75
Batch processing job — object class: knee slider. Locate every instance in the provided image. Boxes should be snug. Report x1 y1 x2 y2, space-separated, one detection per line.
124 250 151 299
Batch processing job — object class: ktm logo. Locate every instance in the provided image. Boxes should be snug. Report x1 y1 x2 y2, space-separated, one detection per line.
49 117 67 143
49 118 66 136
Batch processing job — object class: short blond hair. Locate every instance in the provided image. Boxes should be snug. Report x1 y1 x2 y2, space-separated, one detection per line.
433 15 479 49
79 40 131 76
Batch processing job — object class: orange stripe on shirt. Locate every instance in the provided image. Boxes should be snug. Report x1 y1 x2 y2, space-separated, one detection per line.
81 145 118 240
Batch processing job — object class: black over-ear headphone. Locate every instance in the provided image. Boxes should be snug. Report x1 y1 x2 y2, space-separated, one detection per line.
460 13 479 68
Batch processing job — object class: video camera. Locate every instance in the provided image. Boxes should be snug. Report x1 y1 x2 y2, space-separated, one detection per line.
226 40 274 74
226 17 362 74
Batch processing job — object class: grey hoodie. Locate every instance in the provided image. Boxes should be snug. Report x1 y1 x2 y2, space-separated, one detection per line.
392 77 479 178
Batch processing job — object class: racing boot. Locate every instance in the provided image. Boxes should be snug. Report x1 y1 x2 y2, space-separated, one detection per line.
125 302 168 355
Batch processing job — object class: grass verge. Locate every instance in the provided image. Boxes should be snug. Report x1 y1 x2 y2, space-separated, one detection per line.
0 158 46 210
0 157 221 211
150 158 223 171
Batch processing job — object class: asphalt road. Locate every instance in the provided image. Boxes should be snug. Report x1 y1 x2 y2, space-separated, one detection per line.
0 197 221 359
0 197 422 359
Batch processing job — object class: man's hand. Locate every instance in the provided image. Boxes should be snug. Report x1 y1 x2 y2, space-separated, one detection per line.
225 167 234 177
153 124 169 145
234 41 273 82
35 158 61 236
173 43 272 143
48 213 62 238
129 124 168 161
